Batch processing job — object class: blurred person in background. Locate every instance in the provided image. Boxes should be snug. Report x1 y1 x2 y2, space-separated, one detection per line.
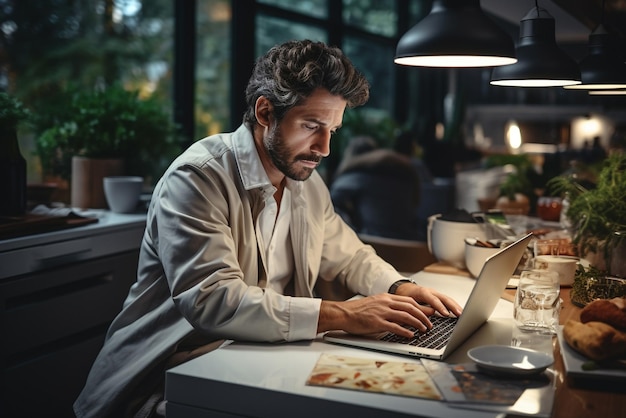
330 135 421 240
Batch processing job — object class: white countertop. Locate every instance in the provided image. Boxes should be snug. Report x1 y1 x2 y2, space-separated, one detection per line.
165 272 555 418
0 210 146 279
0 210 146 252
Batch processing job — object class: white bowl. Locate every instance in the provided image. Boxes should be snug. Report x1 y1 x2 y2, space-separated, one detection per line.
427 214 488 269
468 345 553 375
464 239 503 278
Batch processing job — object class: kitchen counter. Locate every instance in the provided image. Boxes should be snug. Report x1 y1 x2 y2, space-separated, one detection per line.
0 210 146 279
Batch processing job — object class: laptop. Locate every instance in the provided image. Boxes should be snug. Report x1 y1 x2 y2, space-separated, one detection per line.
323 232 533 360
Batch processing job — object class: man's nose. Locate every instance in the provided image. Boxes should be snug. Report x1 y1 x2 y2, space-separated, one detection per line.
312 129 332 157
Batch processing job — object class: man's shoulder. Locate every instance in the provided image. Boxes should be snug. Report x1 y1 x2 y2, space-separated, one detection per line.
175 131 238 168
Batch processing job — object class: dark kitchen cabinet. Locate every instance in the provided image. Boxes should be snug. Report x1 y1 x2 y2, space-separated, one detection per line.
0 213 146 418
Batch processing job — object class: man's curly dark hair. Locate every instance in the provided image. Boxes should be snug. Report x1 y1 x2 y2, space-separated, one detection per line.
243 39 370 130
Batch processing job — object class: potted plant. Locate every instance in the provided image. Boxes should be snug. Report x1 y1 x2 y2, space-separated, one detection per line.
0 92 31 216
36 85 180 208
492 156 533 215
495 170 532 215
547 151 626 277
0 92 30 130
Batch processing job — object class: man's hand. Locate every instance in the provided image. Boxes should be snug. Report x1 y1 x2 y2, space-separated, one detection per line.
317 287 461 339
395 282 463 319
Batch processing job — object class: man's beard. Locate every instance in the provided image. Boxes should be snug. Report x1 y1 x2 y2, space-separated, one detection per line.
264 123 322 181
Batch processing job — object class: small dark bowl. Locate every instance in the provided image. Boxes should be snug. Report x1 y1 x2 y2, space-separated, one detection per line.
571 275 626 307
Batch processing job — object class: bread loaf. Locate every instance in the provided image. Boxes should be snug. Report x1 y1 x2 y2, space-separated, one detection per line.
580 298 626 331
563 319 626 361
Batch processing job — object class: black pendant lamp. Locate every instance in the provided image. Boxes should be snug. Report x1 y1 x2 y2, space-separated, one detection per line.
394 0 516 68
564 0 626 91
589 89 626 95
490 5 581 87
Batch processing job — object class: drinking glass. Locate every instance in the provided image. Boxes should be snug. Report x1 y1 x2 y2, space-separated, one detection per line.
514 269 561 334
536 196 563 222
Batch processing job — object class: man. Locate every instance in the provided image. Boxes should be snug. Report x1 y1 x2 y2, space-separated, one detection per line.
74 39 462 418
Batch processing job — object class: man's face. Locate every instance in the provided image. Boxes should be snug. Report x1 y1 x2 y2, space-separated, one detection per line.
261 88 347 182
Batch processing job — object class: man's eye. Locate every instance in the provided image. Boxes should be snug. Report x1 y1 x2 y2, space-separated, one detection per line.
304 124 317 130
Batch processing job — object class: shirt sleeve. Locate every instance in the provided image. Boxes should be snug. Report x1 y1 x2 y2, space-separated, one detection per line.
156 163 314 343
287 296 322 341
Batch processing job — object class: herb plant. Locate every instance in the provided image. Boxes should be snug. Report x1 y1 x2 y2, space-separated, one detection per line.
36 85 180 183
0 93 30 130
547 152 626 261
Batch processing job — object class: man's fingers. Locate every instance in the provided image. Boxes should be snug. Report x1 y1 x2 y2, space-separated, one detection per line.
340 293 452 337
414 288 463 317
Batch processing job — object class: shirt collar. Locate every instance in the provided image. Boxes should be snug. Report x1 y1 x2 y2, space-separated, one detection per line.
233 124 303 197
233 124 273 193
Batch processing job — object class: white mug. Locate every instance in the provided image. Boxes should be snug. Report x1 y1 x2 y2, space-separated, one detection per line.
534 255 578 287
427 214 487 269
103 176 143 213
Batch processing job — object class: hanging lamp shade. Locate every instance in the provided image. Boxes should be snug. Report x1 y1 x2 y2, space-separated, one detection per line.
490 7 581 87
393 0 516 68
563 24 626 90
589 89 626 95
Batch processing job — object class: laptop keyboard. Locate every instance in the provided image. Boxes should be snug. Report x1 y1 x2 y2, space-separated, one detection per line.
379 315 458 350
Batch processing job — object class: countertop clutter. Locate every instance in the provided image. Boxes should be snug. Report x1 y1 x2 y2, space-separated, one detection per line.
166 274 626 418
0 208 98 241
0 211 146 417
165 272 555 418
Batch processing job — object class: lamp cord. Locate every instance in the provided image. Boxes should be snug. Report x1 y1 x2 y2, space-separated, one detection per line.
535 0 539 17
601 0 606 24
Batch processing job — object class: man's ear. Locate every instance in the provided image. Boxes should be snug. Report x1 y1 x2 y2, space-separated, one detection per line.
255 96 273 129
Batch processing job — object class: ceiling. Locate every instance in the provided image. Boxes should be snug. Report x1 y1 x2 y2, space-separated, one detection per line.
481 0 626 44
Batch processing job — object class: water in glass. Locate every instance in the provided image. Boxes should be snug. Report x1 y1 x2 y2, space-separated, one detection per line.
514 269 560 334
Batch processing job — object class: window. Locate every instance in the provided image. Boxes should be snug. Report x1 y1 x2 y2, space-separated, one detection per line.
343 35 395 112
251 0 401 117
342 0 397 37
258 0 328 19
0 0 175 184
255 14 327 57
196 0 231 138
2 0 423 185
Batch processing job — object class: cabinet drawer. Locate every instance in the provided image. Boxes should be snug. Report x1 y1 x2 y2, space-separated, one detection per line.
0 251 139 418
1 333 106 418
0 225 143 279
1 251 139 358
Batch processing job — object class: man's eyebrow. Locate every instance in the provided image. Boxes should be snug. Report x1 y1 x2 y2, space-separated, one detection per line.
304 117 342 130
304 117 325 125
